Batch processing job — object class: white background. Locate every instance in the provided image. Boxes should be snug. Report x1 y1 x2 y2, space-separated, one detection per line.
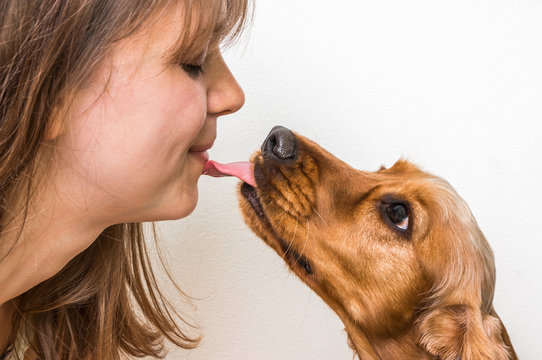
157 1 541 359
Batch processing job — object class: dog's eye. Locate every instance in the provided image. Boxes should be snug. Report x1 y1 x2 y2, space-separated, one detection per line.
386 204 409 231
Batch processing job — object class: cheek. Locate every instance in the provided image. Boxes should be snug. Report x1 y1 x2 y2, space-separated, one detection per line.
150 79 207 142
75 74 203 152
355 219 423 294
316 220 425 328
58 71 207 200
114 73 207 154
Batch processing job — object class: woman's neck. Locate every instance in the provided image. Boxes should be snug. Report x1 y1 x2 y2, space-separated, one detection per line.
0 216 104 306
0 180 107 306
0 210 104 355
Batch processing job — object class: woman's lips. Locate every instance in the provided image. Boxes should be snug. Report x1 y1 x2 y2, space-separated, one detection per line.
189 142 214 166
190 149 210 165
189 142 214 153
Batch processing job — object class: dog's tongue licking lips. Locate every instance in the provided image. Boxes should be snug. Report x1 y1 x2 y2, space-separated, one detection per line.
203 160 256 187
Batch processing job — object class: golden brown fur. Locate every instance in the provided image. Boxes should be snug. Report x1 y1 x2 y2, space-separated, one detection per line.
238 130 516 359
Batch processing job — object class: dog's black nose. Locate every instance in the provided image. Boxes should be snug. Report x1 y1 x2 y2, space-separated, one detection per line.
262 126 297 160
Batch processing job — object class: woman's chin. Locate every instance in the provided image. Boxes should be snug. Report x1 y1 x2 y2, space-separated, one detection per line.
154 189 199 222
121 185 199 223
115 161 204 223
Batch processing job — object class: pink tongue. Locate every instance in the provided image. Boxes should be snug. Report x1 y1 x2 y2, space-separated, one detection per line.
203 160 256 187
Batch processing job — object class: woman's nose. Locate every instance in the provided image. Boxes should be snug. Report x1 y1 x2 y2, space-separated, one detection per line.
205 53 245 116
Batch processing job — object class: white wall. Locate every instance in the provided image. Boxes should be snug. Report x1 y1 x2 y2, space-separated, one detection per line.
158 1 542 359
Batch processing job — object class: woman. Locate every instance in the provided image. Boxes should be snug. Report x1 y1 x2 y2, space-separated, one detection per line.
0 0 250 358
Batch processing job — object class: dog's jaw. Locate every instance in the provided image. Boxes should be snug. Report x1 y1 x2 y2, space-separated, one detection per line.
239 181 316 279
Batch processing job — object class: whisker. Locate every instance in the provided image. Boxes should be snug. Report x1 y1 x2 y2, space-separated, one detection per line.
313 207 329 228
290 214 299 244
298 221 310 259
283 222 295 257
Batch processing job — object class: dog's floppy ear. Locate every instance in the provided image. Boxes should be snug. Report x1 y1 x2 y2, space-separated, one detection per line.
416 302 511 360
414 192 512 360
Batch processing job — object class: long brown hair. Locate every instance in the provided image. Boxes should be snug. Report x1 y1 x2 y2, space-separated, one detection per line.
0 0 250 358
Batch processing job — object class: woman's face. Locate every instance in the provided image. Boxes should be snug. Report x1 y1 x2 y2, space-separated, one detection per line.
51 8 244 225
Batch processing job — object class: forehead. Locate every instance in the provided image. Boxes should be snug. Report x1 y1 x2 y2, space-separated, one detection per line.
370 162 458 205
159 0 234 62
123 0 230 62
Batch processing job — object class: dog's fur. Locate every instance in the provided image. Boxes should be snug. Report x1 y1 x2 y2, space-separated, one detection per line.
239 131 517 359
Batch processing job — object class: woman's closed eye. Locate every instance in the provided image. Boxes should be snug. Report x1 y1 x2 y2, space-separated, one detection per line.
181 63 205 78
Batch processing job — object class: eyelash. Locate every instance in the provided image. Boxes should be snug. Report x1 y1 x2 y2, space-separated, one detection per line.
181 63 205 78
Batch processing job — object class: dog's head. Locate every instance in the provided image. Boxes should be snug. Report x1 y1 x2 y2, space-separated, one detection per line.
238 126 512 359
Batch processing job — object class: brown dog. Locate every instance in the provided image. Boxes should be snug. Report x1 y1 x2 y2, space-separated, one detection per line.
238 126 517 360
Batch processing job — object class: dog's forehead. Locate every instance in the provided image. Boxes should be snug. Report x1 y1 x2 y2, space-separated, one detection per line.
378 161 450 184
379 159 423 174
373 161 460 203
